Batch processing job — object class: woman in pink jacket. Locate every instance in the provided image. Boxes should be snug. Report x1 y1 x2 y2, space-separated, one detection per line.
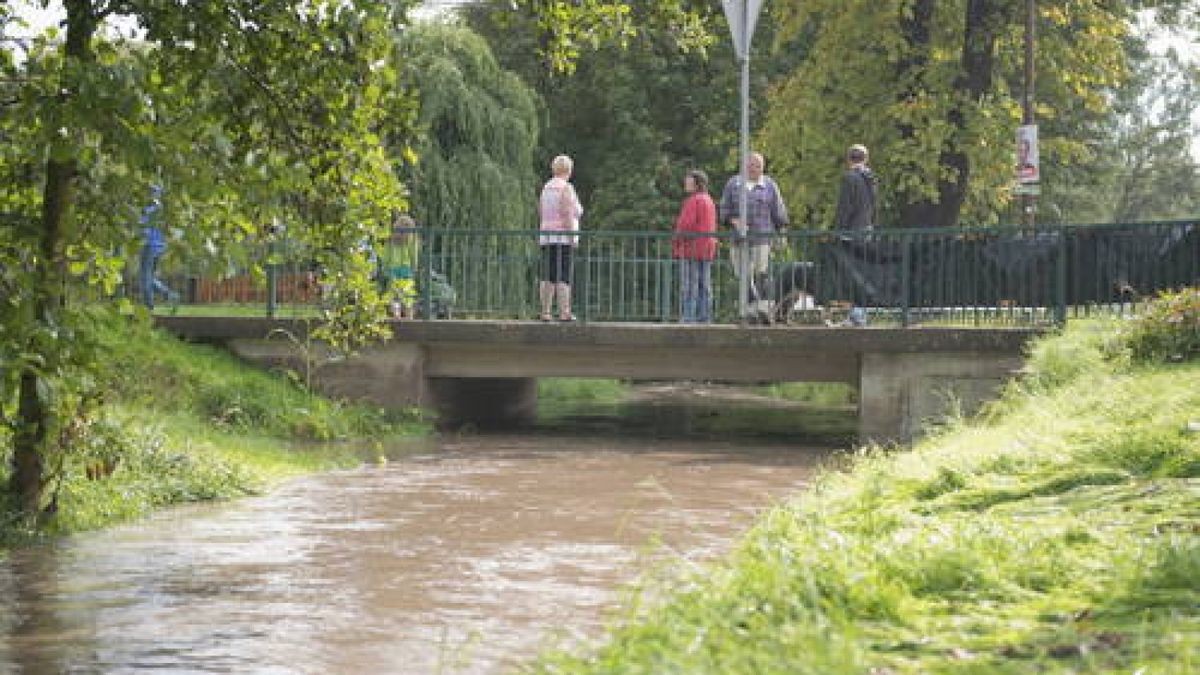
538 154 583 321
671 169 718 323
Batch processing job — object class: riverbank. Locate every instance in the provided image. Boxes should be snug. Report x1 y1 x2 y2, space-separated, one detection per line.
535 309 1199 671
1 314 425 544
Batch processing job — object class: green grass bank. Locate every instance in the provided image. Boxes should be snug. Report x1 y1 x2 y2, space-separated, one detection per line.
1 314 425 544
536 309 1199 672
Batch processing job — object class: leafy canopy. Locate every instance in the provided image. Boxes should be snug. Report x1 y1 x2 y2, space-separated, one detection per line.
762 0 1138 228
1 0 419 517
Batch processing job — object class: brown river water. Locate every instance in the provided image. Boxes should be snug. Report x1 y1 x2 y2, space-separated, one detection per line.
0 393 847 674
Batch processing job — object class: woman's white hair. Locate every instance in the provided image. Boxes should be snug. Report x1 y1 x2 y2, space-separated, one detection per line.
551 154 573 175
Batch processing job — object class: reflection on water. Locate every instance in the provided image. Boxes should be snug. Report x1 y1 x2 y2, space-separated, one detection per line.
540 382 857 445
0 432 839 673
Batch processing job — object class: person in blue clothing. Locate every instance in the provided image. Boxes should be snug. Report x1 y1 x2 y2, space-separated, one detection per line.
138 184 178 310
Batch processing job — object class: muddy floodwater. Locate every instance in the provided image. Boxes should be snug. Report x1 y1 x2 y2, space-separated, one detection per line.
0 392 848 673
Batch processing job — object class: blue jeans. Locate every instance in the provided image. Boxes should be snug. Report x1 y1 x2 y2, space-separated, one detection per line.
139 246 174 309
679 258 712 323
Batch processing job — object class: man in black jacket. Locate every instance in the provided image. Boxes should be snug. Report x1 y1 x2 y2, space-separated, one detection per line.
832 144 878 326
834 144 877 231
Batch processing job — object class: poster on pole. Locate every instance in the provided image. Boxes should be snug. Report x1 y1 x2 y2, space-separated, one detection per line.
1016 124 1039 184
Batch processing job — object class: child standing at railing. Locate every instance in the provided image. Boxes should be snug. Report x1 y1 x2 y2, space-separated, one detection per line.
137 184 180 312
383 214 418 318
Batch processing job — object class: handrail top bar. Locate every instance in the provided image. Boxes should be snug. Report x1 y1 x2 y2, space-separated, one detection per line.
395 218 1199 238
5 215 1190 236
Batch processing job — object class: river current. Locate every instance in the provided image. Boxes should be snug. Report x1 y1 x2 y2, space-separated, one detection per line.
1 403 843 673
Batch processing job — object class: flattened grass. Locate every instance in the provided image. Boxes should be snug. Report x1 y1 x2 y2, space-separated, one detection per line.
534 320 1200 673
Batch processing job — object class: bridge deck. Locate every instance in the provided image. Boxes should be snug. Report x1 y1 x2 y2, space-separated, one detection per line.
158 316 1038 351
155 316 1041 440
157 316 1039 384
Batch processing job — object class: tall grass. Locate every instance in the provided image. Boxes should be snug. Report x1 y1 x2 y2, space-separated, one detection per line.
538 378 631 406
93 315 409 440
533 318 1200 673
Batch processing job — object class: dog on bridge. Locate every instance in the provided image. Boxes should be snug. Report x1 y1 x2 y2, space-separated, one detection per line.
747 261 829 325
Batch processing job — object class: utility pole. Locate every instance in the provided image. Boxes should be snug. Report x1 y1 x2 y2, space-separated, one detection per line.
1021 0 1037 226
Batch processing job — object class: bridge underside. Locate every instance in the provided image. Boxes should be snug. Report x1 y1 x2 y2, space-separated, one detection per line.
160 318 1035 444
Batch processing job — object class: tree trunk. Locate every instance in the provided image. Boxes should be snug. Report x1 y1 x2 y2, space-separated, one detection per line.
897 0 1006 228
894 0 936 228
8 0 94 519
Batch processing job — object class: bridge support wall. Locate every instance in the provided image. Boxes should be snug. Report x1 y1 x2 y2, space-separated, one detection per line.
226 339 536 429
226 339 429 411
858 351 1024 443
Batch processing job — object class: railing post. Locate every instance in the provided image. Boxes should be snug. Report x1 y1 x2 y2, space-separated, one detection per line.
1055 224 1068 325
421 225 433 320
580 230 590 323
660 238 672 323
265 233 279 318
266 263 277 317
900 232 912 327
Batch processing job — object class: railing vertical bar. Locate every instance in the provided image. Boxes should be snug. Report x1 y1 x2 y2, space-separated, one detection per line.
900 232 911 327
578 232 587 321
420 226 433 320
1055 225 1067 325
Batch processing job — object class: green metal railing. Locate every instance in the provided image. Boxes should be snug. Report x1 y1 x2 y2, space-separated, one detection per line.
157 219 1198 326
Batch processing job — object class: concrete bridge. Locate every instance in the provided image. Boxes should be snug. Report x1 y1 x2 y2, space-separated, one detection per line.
156 317 1040 443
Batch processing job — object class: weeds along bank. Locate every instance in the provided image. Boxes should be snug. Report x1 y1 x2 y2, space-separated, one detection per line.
1 315 425 543
536 289 1200 674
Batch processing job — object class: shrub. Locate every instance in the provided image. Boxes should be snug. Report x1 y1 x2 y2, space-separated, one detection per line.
1119 287 1200 364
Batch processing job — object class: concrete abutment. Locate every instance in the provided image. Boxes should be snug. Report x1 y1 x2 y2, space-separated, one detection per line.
858 351 1025 444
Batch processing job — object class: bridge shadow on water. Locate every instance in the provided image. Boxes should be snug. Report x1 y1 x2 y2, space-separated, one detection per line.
528 382 857 451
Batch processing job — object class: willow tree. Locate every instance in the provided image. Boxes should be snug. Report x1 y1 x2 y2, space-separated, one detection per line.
394 23 539 231
761 0 1169 229
2 0 415 521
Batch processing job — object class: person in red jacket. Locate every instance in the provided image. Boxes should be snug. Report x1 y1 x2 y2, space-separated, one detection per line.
672 169 719 323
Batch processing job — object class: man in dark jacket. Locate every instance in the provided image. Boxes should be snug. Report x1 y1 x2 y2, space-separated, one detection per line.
832 144 877 326
834 144 877 231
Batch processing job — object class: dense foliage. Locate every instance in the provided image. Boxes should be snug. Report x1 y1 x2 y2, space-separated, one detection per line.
499 0 715 75
760 0 1198 229
1043 40 1200 224
1117 287 1200 363
468 1 1197 231
1 0 418 519
395 23 539 231
466 0 785 231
